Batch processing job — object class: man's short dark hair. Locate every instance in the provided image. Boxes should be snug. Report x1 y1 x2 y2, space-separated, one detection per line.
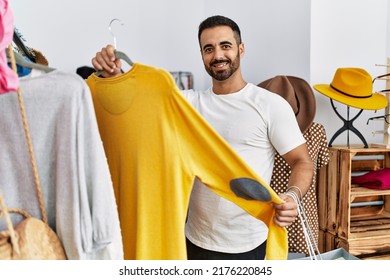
198 15 242 46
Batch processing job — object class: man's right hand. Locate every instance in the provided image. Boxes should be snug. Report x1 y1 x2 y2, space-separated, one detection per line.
91 44 123 78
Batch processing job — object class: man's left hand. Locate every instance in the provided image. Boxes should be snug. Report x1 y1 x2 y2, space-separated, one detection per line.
272 193 298 227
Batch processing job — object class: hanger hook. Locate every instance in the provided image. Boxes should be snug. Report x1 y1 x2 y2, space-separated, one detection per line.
109 18 124 49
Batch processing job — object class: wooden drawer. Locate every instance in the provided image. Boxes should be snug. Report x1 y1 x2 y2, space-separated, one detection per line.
337 233 390 258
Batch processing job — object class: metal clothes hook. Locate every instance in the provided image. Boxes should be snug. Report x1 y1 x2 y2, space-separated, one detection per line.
94 18 133 76
109 18 124 49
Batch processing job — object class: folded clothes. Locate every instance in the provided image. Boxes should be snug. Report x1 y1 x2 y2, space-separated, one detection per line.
351 168 390 189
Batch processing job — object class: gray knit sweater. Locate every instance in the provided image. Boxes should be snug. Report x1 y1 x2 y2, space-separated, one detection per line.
0 69 123 259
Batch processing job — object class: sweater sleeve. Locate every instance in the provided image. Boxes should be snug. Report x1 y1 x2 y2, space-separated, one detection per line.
167 76 288 260
77 81 123 259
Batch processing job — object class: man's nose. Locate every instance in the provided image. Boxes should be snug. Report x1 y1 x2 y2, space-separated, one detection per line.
213 47 224 60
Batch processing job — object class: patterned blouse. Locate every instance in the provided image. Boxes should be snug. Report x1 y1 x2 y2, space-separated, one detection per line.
270 122 330 255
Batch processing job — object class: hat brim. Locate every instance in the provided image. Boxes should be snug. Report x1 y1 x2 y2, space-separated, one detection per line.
313 84 388 110
258 76 316 133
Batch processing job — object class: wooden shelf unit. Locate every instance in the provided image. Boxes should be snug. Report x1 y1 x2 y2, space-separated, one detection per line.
317 146 390 258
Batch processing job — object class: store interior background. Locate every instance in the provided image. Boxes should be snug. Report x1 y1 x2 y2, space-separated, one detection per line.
9 0 390 147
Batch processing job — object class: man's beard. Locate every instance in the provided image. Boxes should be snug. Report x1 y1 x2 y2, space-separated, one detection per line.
205 53 240 81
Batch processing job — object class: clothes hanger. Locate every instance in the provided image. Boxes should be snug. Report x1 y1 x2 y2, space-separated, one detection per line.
95 18 133 76
7 48 55 73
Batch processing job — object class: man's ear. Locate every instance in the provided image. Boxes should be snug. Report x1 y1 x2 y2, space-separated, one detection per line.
239 43 245 57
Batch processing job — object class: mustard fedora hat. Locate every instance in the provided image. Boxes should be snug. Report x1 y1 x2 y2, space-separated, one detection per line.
313 68 388 110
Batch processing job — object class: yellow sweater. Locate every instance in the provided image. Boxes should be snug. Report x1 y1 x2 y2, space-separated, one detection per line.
86 63 287 260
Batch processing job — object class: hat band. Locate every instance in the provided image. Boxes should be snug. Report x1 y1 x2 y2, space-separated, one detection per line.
330 84 372 99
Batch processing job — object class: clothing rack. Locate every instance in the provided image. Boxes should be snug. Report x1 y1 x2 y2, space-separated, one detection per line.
170 71 194 90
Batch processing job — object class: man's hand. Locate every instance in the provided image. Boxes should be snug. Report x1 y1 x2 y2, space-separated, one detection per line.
272 193 298 227
91 44 123 78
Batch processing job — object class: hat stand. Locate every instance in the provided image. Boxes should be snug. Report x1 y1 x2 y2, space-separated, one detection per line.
328 99 368 148
383 59 390 147
371 58 390 148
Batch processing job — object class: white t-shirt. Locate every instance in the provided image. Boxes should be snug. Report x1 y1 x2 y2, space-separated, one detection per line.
182 83 305 253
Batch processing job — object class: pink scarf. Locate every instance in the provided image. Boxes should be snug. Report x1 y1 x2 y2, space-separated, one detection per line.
352 168 390 190
0 0 18 94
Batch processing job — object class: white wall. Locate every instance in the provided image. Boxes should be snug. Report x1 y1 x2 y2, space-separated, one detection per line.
9 0 205 85
311 0 389 146
8 0 390 148
9 0 310 89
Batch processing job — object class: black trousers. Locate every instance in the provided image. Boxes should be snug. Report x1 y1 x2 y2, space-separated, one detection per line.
186 238 267 260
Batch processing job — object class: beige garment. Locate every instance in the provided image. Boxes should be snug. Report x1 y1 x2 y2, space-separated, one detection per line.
270 122 330 255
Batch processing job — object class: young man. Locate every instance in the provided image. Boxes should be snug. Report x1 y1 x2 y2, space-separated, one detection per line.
91 15 313 260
